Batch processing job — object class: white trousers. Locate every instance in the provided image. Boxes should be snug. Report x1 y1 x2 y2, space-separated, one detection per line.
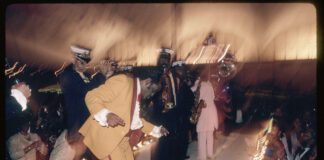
197 131 214 160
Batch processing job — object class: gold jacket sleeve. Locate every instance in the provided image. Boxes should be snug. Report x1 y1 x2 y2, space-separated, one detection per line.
85 75 128 115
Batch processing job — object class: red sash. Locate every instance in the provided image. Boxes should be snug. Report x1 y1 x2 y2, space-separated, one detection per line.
127 78 144 147
130 78 137 121
108 78 142 160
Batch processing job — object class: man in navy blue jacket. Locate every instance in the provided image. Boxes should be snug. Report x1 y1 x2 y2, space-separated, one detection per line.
58 45 106 159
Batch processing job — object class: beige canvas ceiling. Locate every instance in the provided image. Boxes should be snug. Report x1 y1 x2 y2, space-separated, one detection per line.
5 3 316 69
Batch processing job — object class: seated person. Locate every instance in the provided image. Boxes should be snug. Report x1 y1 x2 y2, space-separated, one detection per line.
280 117 302 160
7 113 48 160
294 127 316 160
264 123 285 160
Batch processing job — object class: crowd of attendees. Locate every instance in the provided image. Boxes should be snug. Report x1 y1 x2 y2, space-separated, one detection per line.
253 95 317 160
5 74 317 160
5 45 316 160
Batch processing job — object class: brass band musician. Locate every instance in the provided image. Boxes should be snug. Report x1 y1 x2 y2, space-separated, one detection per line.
150 48 179 160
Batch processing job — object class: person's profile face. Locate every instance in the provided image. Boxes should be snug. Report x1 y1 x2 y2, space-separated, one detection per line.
13 82 32 99
74 59 88 72
99 60 116 77
142 79 161 100
175 68 186 79
21 121 30 133
158 56 171 67
21 84 32 99
271 126 279 135
98 60 109 74
186 79 193 87
274 108 283 116
200 74 208 81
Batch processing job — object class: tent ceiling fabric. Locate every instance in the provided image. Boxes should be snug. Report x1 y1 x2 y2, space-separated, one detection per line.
6 3 316 69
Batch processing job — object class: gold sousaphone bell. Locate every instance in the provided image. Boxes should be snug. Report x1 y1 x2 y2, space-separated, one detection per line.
217 53 237 79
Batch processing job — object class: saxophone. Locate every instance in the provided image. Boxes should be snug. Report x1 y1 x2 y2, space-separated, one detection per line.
161 70 175 113
190 80 207 124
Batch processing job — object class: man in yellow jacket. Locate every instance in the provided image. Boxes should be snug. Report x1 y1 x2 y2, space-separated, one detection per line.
79 68 169 160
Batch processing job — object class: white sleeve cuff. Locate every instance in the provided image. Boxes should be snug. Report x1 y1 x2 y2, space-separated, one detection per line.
149 126 162 138
94 108 111 127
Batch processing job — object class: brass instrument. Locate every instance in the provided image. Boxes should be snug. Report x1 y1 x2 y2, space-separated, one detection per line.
217 53 237 79
161 68 175 113
100 60 133 74
91 60 134 79
113 63 133 74
190 80 207 124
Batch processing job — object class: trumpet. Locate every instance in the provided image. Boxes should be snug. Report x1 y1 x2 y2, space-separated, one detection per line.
90 60 134 79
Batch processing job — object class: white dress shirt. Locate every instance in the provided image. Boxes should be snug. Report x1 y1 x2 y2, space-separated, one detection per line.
280 132 301 160
11 89 28 111
94 78 162 137
130 78 143 130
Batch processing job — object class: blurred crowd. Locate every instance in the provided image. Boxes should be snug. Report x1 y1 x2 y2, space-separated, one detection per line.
5 44 316 160
252 96 317 160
